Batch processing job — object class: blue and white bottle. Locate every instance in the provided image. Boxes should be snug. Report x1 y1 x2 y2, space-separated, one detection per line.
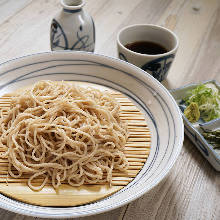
50 0 95 52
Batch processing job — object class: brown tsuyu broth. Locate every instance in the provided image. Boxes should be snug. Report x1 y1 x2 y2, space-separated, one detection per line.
125 41 168 55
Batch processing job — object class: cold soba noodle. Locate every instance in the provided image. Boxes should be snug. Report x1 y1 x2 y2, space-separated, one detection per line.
0 81 128 191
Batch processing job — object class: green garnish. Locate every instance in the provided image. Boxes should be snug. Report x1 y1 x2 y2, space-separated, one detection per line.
201 128 220 149
184 83 220 122
184 102 200 123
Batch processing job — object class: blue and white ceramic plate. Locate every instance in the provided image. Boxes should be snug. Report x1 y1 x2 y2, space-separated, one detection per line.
0 52 184 218
170 80 220 171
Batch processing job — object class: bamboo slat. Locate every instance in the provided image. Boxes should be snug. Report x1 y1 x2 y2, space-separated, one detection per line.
0 84 151 206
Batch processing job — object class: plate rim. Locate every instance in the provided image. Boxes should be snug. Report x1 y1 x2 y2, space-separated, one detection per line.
0 51 184 218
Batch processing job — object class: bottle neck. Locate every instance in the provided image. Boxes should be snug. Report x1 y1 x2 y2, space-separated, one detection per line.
61 0 85 10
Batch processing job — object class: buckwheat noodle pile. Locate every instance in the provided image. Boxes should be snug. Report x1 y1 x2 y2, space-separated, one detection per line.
0 81 129 191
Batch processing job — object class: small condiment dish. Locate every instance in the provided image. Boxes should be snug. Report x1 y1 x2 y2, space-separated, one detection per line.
170 80 220 171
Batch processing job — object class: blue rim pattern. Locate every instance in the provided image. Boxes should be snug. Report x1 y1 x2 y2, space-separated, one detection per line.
63 8 82 13
0 59 173 213
0 54 183 218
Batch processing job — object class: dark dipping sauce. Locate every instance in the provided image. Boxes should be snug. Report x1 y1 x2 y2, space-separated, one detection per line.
125 41 168 55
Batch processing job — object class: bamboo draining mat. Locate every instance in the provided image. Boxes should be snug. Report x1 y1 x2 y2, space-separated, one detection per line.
0 85 151 206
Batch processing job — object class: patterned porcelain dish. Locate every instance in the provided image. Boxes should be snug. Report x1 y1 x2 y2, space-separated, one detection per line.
0 52 184 218
117 24 179 82
50 0 95 52
170 80 220 171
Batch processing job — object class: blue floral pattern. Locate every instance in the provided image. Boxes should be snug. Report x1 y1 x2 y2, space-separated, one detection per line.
50 19 68 50
141 54 175 82
50 19 95 52
118 52 174 81
119 52 128 62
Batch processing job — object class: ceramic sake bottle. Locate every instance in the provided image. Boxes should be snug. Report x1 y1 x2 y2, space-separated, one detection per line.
50 0 95 52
